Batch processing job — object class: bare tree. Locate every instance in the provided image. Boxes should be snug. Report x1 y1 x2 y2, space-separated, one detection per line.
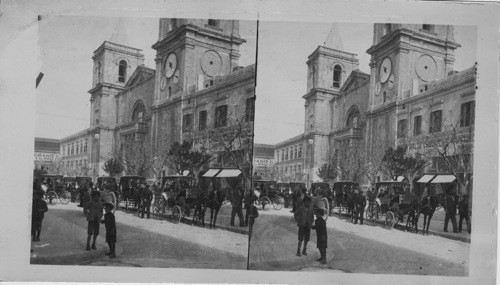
364 138 387 186
110 134 157 177
334 141 365 181
417 110 474 195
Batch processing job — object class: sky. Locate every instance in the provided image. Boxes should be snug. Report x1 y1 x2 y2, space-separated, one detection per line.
254 22 478 145
35 16 257 139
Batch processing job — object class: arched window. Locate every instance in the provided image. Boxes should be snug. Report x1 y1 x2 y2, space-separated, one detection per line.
347 107 360 128
132 102 145 123
168 86 172 97
118 60 127 83
333 65 342 88
383 24 392 36
76 143 79 154
96 61 102 83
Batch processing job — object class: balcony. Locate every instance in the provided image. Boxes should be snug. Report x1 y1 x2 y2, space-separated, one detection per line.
119 122 148 135
333 127 363 141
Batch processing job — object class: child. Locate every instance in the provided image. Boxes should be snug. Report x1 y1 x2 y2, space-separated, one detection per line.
101 203 117 258
84 191 103 251
296 196 314 256
312 208 328 264
32 191 48 241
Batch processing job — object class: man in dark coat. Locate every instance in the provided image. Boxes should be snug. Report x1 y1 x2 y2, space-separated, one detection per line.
244 189 257 227
140 184 153 219
229 179 245 227
443 187 458 233
312 208 327 264
457 194 471 234
32 190 48 241
101 202 116 258
353 189 366 225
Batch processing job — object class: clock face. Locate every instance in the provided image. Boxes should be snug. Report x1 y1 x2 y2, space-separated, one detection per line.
165 53 177 78
415 54 437 82
160 76 167 91
375 82 381 95
388 74 395 90
201 50 222 77
173 70 180 85
379 57 392 83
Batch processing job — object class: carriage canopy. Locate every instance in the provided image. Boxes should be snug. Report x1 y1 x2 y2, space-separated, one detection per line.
311 182 331 197
332 181 358 195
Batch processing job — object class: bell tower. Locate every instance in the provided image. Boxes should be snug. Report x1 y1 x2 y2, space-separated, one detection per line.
88 18 145 178
302 24 359 182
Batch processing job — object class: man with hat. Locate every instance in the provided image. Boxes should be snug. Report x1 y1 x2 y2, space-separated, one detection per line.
457 193 471 234
101 202 116 258
353 188 366 225
140 183 153 219
312 206 328 264
295 195 314 256
443 186 458 233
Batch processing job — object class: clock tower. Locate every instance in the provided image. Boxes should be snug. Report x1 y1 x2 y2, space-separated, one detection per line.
152 19 246 105
366 24 460 109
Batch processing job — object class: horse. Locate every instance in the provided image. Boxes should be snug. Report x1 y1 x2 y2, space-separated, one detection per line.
206 188 226 229
417 195 441 235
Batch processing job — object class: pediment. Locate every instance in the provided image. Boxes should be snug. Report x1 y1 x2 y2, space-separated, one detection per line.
124 66 155 89
340 70 369 93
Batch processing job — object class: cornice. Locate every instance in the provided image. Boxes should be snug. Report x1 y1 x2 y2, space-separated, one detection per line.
152 24 246 51
302 88 339 101
366 101 397 118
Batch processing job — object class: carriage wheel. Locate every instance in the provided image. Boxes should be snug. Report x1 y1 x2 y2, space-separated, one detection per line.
272 197 283 210
59 190 70 205
385 211 395 229
260 196 271 210
46 191 58 205
172 205 182 224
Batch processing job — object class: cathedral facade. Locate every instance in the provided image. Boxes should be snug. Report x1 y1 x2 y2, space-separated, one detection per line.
274 24 475 192
65 18 255 181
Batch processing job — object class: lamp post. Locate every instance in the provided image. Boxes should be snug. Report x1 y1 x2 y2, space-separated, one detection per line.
307 137 314 188
94 133 100 182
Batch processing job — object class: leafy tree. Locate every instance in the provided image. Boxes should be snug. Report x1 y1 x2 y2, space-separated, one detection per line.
102 158 124 177
380 145 427 183
316 162 338 183
165 140 212 176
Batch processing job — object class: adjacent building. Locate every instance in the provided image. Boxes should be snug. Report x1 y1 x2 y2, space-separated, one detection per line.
34 137 60 172
59 129 91 176
272 24 475 194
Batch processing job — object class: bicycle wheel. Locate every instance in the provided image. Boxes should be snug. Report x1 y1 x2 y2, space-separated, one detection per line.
260 196 271 210
46 191 58 205
172 205 182 224
385 211 395 229
272 197 283 210
59 190 70 205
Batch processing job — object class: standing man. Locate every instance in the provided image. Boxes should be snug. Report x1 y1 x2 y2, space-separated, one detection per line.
296 196 314 256
353 189 366 225
443 186 458 233
84 191 103 250
457 193 471 234
229 179 245 227
140 184 153 219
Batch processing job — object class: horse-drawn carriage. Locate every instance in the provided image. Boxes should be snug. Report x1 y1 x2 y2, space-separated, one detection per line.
62 176 77 202
253 180 283 210
152 175 206 225
277 182 291 208
119 175 146 212
310 182 331 219
331 181 358 218
375 181 417 229
38 174 70 205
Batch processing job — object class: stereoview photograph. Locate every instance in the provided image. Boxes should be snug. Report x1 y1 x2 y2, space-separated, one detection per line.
250 21 476 275
31 15 257 269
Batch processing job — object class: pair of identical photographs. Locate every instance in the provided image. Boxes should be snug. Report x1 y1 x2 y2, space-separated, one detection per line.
34 15 476 277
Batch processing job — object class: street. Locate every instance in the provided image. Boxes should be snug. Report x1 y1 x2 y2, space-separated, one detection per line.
249 207 469 275
30 203 248 269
